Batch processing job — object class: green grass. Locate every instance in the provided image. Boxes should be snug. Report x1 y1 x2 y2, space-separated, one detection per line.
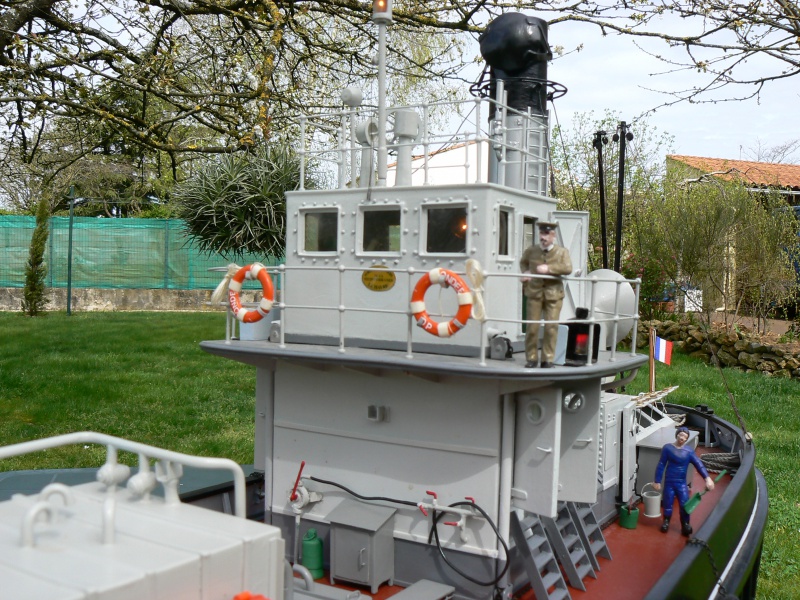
0 311 255 471
626 352 800 599
1 313 796 598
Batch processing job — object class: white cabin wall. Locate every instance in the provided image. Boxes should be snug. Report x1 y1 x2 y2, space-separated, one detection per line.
268 363 504 556
283 185 560 351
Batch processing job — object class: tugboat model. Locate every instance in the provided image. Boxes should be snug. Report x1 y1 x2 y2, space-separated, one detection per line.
0 6 766 600
208 7 663 599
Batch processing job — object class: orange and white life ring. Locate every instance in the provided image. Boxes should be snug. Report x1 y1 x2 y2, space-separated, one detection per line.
228 263 274 323
410 268 472 337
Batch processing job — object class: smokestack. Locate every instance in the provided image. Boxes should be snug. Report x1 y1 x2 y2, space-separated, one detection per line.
479 13 553 193
479 13 552 118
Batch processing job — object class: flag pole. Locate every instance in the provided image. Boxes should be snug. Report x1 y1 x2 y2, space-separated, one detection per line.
649 327 656 392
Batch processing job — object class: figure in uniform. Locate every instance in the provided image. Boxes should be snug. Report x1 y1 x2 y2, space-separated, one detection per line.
653 426 716 536
519 221 572 368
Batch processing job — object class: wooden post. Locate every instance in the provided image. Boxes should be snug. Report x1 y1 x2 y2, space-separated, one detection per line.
649 328 656 392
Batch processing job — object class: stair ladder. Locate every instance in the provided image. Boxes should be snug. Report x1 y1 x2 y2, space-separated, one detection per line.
540 502 596 591
509 511 571 600
567 502 612 572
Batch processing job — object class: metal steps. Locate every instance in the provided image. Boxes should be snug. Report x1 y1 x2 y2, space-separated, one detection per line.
541 503 596 591
510 511 571 600
510 502 612 600
567 502 611 572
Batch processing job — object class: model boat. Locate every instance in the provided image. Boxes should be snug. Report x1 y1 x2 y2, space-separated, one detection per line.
0 7 766 600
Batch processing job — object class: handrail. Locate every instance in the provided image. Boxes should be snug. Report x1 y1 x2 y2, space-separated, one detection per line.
294 92 551 190
225 263 641 364
0 431 247 518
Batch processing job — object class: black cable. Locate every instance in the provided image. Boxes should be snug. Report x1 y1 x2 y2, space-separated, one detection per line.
308 476 509 587
307 475 417 507
427 501 510 587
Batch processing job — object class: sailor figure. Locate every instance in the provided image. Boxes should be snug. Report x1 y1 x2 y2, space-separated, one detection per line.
653 426 716 536
519 221 572 368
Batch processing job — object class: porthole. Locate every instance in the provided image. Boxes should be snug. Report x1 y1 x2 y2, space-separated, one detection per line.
563 392 586 413
526 400 545 425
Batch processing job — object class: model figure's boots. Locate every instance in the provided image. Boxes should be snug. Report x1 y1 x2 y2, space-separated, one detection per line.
681 520 693 537
660 517 670 533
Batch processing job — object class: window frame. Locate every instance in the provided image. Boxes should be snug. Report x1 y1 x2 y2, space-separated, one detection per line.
357 205 403 257
299 208 340 255
420 202 470 256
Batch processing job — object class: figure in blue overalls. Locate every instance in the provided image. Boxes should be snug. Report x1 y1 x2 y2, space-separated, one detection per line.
653 426 715 536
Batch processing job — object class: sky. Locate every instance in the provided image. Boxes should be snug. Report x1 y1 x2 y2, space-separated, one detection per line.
545 20 800 163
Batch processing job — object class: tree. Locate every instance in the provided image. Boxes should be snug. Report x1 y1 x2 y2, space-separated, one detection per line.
4 0 798 155
545 0 800 107
21 195 50 316
550 110 674 273
743 139 800 164
629 161 799 331
0 0 467 160
1 0 473 212
173 141 319 259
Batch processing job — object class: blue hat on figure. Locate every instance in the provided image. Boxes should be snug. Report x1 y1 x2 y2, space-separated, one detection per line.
675 426 690 437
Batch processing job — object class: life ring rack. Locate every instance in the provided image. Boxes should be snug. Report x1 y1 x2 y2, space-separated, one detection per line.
410 268 473 338
228 263 275 323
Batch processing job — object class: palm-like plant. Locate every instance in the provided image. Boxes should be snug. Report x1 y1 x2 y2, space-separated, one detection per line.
174 142 317 259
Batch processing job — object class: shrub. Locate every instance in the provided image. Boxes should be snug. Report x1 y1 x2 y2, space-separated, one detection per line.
21 197 50 316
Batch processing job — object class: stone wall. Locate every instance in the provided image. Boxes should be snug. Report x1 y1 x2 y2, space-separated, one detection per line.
0 287 264 313
633 319 800 380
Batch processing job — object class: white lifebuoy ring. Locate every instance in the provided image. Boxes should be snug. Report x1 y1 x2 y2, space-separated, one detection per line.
410 268 472 338
228 263 274 323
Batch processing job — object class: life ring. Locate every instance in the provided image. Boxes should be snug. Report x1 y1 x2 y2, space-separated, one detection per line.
410 268 472 337
228 263 274 323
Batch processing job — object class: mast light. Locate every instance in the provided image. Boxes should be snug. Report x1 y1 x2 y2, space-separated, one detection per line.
372 0 393 24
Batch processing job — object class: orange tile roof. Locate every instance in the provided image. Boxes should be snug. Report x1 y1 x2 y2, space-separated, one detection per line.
668 155 800 190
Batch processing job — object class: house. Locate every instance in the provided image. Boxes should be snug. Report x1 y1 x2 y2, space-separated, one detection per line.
667 155 800 207
667 155 800 313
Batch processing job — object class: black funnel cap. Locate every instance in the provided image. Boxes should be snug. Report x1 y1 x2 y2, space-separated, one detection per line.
479 13 551 115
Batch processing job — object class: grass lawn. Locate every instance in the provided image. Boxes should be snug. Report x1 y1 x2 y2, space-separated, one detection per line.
0 311 255 470
1 311 797 598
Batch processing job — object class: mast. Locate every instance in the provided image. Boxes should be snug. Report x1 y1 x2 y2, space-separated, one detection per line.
372 0 392 187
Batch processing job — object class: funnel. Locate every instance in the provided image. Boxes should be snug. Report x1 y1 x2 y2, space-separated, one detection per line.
684 470 727 515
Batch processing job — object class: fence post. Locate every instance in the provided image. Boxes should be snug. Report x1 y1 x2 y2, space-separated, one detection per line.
48 215 54 289
66 187 75 316
163 219 170 289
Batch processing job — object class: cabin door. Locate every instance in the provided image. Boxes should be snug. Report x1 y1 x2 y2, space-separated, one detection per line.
552 210 589 316
513 387 561 518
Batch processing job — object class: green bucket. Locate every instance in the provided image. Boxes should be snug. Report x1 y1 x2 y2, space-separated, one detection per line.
619 505 640 529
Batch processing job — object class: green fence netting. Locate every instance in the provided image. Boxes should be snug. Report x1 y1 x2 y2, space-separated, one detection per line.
0 216 279 290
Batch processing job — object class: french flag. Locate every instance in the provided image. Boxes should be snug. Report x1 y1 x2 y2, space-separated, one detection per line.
654 336 673 365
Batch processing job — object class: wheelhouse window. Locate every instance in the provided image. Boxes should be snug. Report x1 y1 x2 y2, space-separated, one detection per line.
425 205 467 253
362 208 401 253
523 216 536 250
303 210 338 252
498 208 512 256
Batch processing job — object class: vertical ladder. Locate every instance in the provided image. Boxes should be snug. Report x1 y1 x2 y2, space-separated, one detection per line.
524 118 548 195
567 502 612 572
541 503 596 591
509 511 571 600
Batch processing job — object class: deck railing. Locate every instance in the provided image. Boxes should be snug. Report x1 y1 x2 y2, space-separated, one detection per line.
296 87 550 193
224 265 641 367
0 432 248 520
